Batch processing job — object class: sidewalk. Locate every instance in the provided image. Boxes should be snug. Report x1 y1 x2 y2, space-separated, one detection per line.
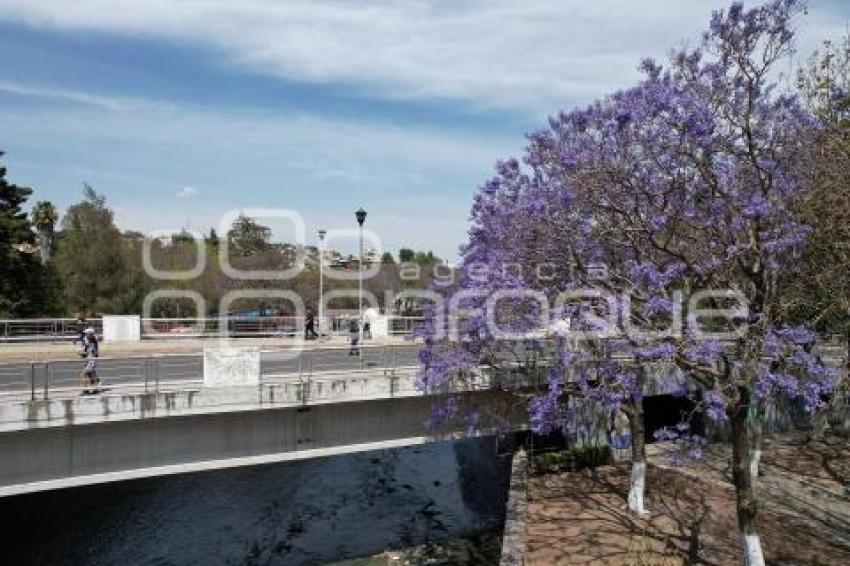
0 335 416 363
522 435 850 564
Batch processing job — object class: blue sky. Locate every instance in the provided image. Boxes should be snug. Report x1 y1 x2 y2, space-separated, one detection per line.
0 1 848 260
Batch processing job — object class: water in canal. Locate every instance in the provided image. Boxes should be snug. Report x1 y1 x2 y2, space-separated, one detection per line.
0 438 511 565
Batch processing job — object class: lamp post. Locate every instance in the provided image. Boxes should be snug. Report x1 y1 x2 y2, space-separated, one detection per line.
318 229 326 337
355 208 367 347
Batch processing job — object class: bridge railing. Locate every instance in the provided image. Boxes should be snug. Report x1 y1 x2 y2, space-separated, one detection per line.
1 336 845 402
0 318 104 343
0 316 425 343
0 342 425 401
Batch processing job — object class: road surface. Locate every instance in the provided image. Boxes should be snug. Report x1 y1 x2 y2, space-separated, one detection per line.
0 343 421 396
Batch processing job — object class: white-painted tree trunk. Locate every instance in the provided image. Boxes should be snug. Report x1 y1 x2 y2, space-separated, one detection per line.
743 534 765 566
627 461 648 515
749 448 761 479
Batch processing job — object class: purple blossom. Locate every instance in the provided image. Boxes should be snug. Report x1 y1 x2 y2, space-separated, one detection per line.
684 341 725 366
635 342 676 362
642 295 674 316
702 388 728 421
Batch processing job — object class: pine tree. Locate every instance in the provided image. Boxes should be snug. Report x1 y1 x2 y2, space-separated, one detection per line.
0 152 48 316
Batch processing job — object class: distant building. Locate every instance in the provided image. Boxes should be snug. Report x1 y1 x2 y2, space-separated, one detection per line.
363 247 379 266
13 242 38 255
311 247 382 270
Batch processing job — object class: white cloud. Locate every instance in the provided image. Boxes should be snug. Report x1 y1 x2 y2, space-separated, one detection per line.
0 1 846 113
176 185 198 198
0 82 520 260
0 80 144 110
0 82 519 180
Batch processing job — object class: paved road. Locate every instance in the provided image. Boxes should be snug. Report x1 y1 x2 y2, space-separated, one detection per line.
0 344 421 396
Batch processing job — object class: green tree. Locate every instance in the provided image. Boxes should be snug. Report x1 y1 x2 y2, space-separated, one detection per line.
227 214 271 256
54 185 146 315
413 250 439 265
380 251 395 264
0 153 48 316
398 248 415 263
171 228 196 246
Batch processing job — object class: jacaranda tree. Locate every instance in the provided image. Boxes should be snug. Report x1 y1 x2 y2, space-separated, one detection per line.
416 2 841 564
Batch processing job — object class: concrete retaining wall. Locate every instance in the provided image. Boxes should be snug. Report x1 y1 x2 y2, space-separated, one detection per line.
500 449 528 566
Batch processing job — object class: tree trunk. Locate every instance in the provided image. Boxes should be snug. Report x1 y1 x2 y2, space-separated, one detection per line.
627 393 648 516
750 401 763 479
36 232 53 266
731 388 765 566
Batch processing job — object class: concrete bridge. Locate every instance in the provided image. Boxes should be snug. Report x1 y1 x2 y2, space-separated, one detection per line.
0 343 532 497
0 341 845 498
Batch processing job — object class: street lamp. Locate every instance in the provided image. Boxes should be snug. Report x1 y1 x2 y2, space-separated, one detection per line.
356 208 367 347
318 229 327 337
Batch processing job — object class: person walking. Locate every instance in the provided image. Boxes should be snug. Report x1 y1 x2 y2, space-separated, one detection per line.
81 327 101 394
74 316 87 352
348 319 360 356
83 327 99 357
305 311 318 340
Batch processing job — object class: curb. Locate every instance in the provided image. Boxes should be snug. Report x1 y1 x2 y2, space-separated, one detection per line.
500 448 528 566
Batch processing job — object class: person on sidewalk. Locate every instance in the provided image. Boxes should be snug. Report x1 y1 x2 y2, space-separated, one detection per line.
81 327 101 394
305 311 319 340
74 316 87 353
83 327 99 357
348 319 360 356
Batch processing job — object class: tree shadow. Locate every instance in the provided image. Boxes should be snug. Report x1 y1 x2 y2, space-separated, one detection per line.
525 464 732 565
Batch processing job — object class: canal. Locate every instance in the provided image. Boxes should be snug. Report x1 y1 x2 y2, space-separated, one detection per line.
0 437 511 565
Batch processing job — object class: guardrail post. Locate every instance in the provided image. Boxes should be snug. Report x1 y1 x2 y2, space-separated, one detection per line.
154 358 159 393
143 358 149 393
43 362 50 400
30 362 36 401
300 374 309 406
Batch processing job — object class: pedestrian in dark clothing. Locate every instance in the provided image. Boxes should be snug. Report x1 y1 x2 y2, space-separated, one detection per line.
348 320 360 356
74 317 86 352
81 328 101 394
83 327 99 357
305 312 318 340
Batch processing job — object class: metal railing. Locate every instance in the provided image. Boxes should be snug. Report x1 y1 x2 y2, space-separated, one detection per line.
0 343 423 401
1 336 844 403
141 315 425 339
0 316 425 343
0 318 103 343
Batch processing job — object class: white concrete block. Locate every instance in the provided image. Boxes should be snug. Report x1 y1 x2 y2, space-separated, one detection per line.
102 315 141 342
203 348 261 387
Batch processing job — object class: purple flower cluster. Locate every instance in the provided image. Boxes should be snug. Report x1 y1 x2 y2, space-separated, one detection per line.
702 388 729 422
654 421 709 464
683 341 725 366
635 342 677 362
755 325 840 413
